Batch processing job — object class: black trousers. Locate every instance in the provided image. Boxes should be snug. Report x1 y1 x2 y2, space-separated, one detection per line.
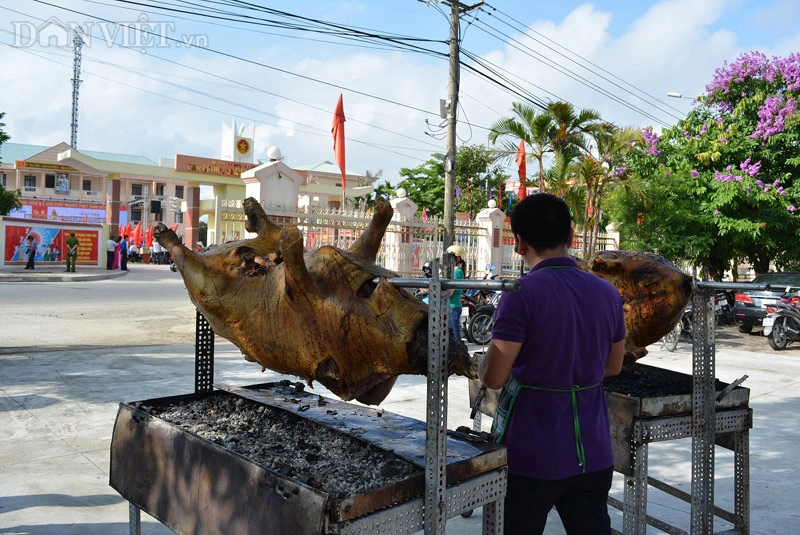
107 251 114 270
25 251 35 269
120 251 128 270
504 466 613 535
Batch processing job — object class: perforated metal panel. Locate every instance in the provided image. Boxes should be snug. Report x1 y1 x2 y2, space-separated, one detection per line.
337 469 507 535
194 310 214 393
425 256 451 535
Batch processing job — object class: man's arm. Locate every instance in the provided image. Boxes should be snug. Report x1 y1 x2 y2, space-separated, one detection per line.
478 338 522 390
605 339 625 377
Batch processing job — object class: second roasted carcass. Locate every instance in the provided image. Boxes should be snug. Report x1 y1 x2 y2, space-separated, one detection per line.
153 197 471 405
579 250 694 364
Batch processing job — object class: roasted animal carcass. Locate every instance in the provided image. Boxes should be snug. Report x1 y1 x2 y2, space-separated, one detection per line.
578 250 694 364
153 197 471 405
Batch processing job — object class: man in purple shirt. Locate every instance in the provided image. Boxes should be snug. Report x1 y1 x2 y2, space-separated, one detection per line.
479 193 625 535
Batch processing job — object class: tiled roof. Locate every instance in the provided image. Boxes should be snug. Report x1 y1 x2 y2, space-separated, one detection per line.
0 142 158 166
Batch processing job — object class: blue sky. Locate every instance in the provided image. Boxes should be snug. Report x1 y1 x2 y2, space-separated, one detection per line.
2 0 799 185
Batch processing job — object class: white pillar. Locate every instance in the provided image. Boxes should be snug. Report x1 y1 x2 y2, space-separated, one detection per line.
387 188 418 276
604 223 620 250
213 195 221 246
476 199 506 276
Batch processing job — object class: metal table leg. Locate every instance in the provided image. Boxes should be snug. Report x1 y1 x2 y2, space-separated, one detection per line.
129 502 141 535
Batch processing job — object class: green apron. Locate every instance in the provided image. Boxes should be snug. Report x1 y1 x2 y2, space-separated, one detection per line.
490 374 601 473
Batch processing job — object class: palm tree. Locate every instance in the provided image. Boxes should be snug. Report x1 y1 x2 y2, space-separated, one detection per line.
546 101 602 156
488 101 601 194
581 124 642 255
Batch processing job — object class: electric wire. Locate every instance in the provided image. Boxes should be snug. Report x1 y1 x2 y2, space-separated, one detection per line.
0 34 434 163
9 0 690 170
466 17 674 127
481 3 686 121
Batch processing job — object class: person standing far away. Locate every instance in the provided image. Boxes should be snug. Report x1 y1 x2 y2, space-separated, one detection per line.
112 237 121 269
105 235 117 270
478 193 626 535
152 239 163 264
24 236 36 270
445 244 466 341
65 231 79 272
119 235 129 271
129 240 139 263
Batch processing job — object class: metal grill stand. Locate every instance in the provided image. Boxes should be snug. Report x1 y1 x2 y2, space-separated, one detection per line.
121 257 515 535
607 284 753 535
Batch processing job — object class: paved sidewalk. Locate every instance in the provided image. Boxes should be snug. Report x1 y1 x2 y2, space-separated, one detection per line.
1 269 798 533
0 266 129 283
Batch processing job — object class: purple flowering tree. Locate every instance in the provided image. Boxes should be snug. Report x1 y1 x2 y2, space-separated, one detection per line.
613 51 800 278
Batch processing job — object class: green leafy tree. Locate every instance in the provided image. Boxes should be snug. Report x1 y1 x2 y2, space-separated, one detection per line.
397 145 508 218
349 177 395 211
396 156 446 217
0 112 21 216
453 145 508 218
614 51 800 278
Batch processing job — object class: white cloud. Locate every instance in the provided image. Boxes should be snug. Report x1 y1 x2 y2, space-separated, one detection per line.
2 0 799 187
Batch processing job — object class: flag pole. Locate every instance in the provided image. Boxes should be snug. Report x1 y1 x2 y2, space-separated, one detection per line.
332 94 347 210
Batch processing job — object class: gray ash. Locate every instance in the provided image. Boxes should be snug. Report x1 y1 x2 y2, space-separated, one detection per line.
604 367 725 398
152 394 421 499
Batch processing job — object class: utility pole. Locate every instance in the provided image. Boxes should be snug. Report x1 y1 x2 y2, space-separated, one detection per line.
440 1 482 249
70 28 84 148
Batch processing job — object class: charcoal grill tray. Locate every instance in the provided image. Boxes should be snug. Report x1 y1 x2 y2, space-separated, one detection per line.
469 363 750 419
110 381 506 535
604 363 749 418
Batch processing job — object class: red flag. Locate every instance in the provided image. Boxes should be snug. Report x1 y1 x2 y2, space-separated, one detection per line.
146 226 154 248
515 139 527 199
331 94 347 192
123 222 131 239
132 222 142 246
169 224 179 233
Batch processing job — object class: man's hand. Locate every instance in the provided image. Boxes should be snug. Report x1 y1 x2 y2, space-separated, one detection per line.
478 339 522 390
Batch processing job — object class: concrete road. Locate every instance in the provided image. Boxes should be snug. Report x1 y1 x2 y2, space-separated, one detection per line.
1 265 799 533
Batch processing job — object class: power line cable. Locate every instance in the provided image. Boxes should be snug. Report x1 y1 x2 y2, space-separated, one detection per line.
31 0 446 118
465 18 674 127
0 34 433 162
481 3 686 121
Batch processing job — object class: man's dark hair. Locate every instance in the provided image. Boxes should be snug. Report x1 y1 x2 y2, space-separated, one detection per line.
510 193 572 254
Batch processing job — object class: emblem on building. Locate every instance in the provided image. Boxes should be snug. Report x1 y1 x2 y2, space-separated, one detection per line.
236 138 251 155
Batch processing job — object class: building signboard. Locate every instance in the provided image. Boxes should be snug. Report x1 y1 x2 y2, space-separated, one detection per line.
15 160 78 172
175 154 257 177
8 199 106 223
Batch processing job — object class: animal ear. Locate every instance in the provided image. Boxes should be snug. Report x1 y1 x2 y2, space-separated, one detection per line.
349 196 393 261
243 197 282 242
280 225 318 301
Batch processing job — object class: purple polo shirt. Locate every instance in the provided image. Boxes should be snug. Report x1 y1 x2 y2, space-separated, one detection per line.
491 256 625 479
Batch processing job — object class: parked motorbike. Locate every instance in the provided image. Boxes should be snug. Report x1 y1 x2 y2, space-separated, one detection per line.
763 290 800 350
460 288 486 342
662 304 693 352
464 266 500 345
714 290 736 326
413 261 433 303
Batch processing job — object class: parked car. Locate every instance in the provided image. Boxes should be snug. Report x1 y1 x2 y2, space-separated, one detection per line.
734 272 800 333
